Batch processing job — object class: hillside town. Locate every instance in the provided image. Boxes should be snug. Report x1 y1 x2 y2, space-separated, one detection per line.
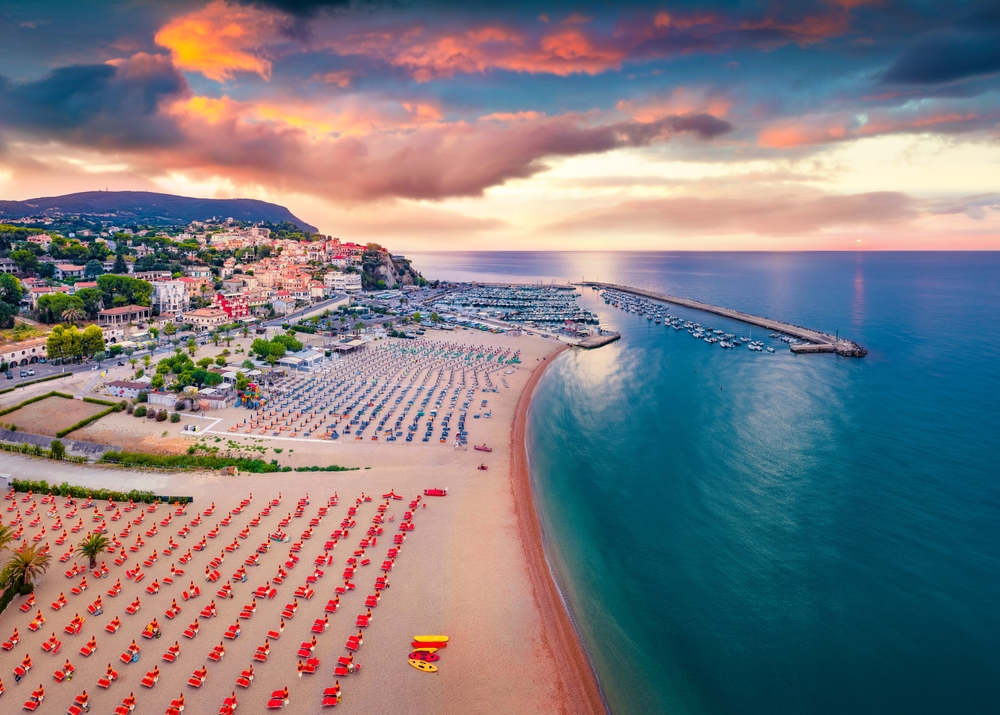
0 215 429 376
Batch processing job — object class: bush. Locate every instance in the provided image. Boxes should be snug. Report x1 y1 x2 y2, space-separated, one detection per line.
49 439 66 460
133 405 147 417
136 392 148 403
174 401 186 411
13 478 161 504
127 404 135 414
118 400 128 412
155 410 167 422
169 412 180 423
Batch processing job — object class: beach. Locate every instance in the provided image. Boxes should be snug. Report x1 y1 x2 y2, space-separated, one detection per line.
0 331 605 714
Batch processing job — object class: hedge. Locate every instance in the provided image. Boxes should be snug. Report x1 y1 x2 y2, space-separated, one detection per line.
0 582 34 618
0 372 72 396
11 478 159 504
0 390 76 418
290 325 317 334
99 451 358 474
56 405 120 437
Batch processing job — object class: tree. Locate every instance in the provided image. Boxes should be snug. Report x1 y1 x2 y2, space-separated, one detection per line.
0 302 16 329
241 325 250 338
267 342 285 366
163 322 177 337
38 263 56 279
97 274 152 307
148 327 159 342
241 359 254 369
61 306 85 325
150 374 165 390
84 260 104 279
143 354 151 368
112 252 128 274
75 287 104 319
47 325 83 362
196 357 212 369
215 356 227 367
37 293 85 324
10 249 39 275
0 273 24 306
0 544 50 590
0 524 15 554
430 312 442 323
186 337 197 356
81 325 106 358
77 532 109 569
412 311 422 323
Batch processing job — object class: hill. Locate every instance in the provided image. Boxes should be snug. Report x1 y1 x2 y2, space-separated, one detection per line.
0 191 318 233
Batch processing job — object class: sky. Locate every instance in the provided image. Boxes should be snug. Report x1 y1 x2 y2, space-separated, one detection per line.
0 0 998 250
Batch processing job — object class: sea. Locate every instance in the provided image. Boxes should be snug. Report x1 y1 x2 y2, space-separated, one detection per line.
408 252 1000 715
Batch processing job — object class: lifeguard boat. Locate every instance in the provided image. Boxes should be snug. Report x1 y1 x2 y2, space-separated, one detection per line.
423 489 447 497
474 444 492 452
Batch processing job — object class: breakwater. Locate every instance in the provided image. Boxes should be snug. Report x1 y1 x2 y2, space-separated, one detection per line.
577 282 867 357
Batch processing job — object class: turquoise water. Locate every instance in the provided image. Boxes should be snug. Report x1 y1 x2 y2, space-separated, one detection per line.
410 252 1000 715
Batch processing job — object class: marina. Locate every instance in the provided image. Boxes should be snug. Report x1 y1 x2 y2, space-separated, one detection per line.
580 282 867 357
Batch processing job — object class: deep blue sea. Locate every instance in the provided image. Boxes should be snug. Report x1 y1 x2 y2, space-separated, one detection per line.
409 252 1000 715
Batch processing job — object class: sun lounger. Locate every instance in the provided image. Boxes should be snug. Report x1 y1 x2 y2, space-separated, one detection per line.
97 669 118 688
141 669 158 687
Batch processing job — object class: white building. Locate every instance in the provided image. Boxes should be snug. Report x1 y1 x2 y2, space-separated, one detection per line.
324 271 362 292
152 280 189 318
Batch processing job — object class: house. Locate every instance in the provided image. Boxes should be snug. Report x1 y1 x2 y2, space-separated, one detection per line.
0 258 17 274
28 285 69 308
182 307 228 329
213 292 249 319
330 255 347 268
67 281 98 295
271 298 295 315
97 305 150 327
53 264 85 280
27 234 52 249
104 380 149 400
325 272 362 293
185 265 212 279
152 280 189 318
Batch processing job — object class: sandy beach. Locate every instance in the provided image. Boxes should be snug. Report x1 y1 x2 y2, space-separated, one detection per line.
0 332 605 714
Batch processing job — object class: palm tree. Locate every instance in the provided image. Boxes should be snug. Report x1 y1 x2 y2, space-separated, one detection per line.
186 338 197 356
77 533 110 570
241 325 249 339
0 524 15 554
129 358 138 372
61 307 85 325
0 544 51 591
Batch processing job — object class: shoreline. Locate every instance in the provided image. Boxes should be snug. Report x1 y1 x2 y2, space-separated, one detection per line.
510 345 609 715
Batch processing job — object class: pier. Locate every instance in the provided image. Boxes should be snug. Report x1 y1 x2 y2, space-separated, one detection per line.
577 282 867 357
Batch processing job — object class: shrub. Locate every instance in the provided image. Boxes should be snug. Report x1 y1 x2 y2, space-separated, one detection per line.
118 400 128 412
49 439 66 460
56 404 119 437
136 392 148 403
127 404 135 414
100 451 292 473
133 405 147 417
174 401 186 411
155 410 167 422
170 412 180 423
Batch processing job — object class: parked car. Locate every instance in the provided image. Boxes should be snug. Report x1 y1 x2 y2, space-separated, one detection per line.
27 368 35 376
4 371 12 379
19 370 27 377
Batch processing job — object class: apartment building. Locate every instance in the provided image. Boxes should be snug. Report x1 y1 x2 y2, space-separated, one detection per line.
152 280 189 318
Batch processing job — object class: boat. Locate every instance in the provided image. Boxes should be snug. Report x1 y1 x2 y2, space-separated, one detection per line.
474 444 492 452
423 488 448 497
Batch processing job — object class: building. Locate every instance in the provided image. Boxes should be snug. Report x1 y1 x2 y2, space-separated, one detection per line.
68 281 98 295
213 292 249 319
27 234 52 249
152 280 189 318
97 305 150 327
0 258 16 274
104 380 149 400
2 338 47 366
183 307 228 329
185 265 212 279
53 264 85 280
323 272 362 292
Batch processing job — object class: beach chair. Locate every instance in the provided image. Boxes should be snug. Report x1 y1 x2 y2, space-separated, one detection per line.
54 662 75 682
51 596 68 611
300 657 319 675
181 586 200 601
79 640 97 656
98 668 118 688
141 669 158 687
322 687 341 707
267 691 288 709
125 600 141 615
105 619 122 634
236 669 254 688
223 624 240 640
187 671 206 688
208 644 225 662
162 644 180 662
182 623 199 639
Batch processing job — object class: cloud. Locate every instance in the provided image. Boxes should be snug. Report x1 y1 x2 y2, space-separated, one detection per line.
544 191 929 236
882 30 1000 85
156 106 733 201
0 53 188 148
231 0 353 16
155 0 288 81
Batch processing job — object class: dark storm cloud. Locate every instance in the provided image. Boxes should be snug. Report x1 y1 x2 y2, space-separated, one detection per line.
0 53 189 148
882 30 1000 84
